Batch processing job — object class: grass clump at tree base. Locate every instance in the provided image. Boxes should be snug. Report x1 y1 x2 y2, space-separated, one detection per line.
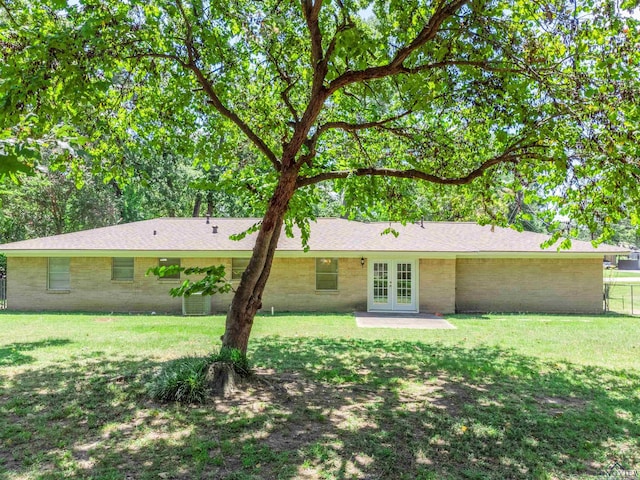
148 347 251 403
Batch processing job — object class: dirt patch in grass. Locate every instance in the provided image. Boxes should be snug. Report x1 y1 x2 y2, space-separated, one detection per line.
534 395 588 415
0 414 26 472
94 317 118 323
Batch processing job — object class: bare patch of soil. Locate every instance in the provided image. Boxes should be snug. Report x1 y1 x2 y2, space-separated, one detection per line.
534 395 588 416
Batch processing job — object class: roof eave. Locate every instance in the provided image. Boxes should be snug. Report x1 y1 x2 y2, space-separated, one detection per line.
1 249 624 258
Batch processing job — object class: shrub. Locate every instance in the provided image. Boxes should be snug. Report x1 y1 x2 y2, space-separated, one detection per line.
148 356 211 404
148 348 252 403
210 347 251 377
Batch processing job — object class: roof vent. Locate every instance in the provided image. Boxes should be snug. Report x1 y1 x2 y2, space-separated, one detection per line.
206 215 210 224
212 225 218 234
153 230 157 235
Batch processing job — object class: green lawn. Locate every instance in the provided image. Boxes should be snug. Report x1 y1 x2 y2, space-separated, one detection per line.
604 270 640 279
605 283 640 316
1 312 639 479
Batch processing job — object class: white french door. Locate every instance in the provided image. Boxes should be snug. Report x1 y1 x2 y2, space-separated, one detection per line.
368 260 417 312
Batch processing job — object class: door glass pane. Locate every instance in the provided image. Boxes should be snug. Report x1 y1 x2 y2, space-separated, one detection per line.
373 262 388 303
396 262 412 305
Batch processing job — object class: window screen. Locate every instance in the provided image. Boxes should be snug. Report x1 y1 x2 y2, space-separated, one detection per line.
316 258 338 290
112 258 134 281
48 258 70 290
158 258 181 280
232 258 250 281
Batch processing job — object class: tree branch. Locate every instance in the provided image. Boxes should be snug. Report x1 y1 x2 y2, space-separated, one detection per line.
327 0 469 95
402 59 527 75
130 49 282 170
291 0 469 162
175 0 194 64
129 51 189 68
393 0 469 66
298 109 415 168
302 0 324 68
265 48 300 122
296 151 547 189
321 9 353 74
0 0 19 28
316 109 415 137
281 83 300 123
131 3 283 171
350 130 373 166
191 65 282 171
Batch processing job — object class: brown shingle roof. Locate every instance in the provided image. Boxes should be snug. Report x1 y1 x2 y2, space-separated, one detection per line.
0 217 627 255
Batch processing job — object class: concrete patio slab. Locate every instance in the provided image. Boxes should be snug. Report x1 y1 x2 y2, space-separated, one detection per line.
355 311 456 329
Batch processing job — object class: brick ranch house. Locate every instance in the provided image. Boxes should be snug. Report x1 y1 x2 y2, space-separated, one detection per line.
0 217 626 314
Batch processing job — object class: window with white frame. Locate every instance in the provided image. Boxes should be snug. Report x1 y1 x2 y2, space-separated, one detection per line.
316 258 338 290
112 257 134 281
158 258 180 280
232 258 249 281
48 257 70 291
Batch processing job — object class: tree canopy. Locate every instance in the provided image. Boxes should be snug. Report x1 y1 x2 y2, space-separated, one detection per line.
2 0 640 352
2 0 638 239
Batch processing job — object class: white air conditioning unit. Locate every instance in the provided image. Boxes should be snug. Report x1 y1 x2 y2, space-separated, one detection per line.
182 293 211 316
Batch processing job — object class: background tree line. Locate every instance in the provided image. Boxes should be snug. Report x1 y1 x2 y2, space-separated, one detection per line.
2 152 637 248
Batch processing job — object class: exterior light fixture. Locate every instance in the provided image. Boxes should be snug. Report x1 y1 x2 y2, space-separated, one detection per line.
360 257 365 268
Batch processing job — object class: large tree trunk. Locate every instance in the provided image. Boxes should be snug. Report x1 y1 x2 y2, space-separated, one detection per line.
222 168 299 354
192 193 202 217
